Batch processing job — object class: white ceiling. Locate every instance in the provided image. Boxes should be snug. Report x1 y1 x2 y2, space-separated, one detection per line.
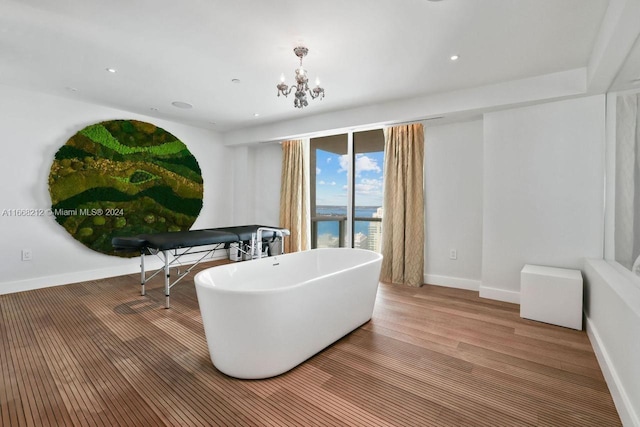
2 0 637 133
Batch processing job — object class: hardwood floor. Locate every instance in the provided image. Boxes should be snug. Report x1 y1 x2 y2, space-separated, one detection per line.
0 260 621 426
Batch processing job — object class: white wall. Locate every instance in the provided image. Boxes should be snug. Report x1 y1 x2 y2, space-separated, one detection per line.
481 95 606 303
226 143 282 226
0 85 232 294
424 120 483 290
247 143 282 226
229 146 251 225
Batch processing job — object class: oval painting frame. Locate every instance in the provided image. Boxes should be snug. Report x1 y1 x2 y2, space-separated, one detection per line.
48 119 203 257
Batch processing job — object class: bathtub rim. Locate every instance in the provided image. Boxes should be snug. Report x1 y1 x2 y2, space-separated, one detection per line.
194 247 382 295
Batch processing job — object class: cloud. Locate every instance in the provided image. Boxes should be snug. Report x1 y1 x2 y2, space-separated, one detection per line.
355 178 383 196
316 167 321 174
355 154 381 174
318 180 326 185
326 157 332 163
338 155 349 173
337 154 381 176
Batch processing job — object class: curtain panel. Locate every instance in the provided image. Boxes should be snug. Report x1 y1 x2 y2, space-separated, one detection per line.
381 123 425 286
279 139 309 253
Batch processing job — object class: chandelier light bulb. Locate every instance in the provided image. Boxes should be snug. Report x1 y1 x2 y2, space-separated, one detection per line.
315 77 321 87
276 46 324 108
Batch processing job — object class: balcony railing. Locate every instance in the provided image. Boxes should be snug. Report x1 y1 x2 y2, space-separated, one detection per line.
311 215 346 248
311 215 382 251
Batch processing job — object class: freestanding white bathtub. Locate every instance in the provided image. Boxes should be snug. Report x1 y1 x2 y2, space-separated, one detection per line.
194 248 383 379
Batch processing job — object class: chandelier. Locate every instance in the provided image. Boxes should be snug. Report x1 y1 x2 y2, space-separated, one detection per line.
276 46 325 108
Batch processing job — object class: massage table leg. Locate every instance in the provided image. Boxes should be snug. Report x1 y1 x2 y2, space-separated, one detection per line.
140 250 146 296
163 250 170 309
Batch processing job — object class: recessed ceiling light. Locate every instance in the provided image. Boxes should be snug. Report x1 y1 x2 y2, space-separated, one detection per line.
253 113 260 117
171 101 193 109
231 78 241 84
450 55 459 61
106 67 117 73
150 107 159 112
65 86 78 92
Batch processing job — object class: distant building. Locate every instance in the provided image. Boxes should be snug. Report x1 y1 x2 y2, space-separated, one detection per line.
368 207 383 252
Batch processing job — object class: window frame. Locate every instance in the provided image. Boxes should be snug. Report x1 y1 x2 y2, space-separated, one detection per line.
604 90 640 290
309 128 385 250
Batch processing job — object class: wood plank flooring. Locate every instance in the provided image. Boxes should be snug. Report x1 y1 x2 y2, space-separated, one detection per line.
0 260 621 426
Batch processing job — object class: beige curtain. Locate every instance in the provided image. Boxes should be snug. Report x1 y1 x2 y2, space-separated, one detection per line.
381 123 425 286
279 139 309 253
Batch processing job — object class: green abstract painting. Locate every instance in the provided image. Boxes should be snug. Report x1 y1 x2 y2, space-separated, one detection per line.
48 120 203 257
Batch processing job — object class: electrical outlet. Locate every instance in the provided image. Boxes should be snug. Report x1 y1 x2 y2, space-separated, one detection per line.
21 249 32 261
449 249 457 260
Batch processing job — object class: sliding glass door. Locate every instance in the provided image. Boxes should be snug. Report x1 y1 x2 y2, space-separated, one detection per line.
310 129 384 251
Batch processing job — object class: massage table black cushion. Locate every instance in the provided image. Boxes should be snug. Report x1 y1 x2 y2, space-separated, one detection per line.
112 225 285 252
138 230 239 251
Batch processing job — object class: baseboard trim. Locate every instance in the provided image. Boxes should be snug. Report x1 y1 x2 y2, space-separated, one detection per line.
0 251 229 296
479 285 520 304
424 274 481 291
586 316 639 427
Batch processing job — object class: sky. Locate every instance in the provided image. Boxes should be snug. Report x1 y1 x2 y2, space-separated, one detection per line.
315 149 384 206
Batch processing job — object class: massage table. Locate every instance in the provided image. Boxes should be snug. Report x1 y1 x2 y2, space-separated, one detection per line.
112 225 289 308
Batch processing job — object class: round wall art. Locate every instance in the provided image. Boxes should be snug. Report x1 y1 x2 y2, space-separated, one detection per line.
48 119 203 257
